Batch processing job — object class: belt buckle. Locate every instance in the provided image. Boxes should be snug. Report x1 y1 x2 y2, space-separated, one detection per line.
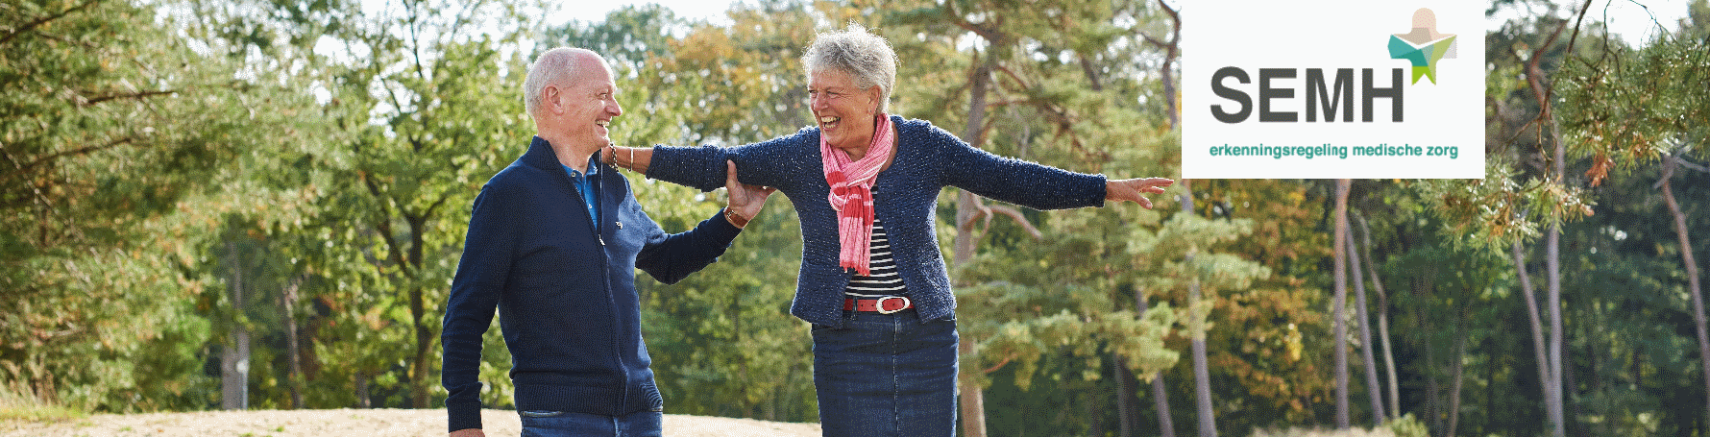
875 296 910 314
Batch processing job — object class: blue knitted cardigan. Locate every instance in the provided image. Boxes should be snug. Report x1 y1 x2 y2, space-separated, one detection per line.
647 115 1108 327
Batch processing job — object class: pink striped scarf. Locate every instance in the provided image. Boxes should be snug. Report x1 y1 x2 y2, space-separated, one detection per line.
821 114 895 276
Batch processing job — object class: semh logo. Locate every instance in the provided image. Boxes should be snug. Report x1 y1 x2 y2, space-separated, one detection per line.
1183 1 1484 179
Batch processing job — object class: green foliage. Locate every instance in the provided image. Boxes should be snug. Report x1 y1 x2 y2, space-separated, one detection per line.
1559 36 1710 169
0 0 315 412
1410 159 1594 252
1385 413 1428 437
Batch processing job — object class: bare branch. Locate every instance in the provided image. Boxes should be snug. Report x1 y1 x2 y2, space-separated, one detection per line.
985 205 1043 240
1679 158 1710 174
80 90 176 106
957 195 989 230
0 0 103 47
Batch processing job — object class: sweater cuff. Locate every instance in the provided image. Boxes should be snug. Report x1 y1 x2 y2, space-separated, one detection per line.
1092 173 1109 207
702 209 743 243
447 399 483 432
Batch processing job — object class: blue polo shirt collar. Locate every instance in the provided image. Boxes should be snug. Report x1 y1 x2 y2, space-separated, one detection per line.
562 154 600 229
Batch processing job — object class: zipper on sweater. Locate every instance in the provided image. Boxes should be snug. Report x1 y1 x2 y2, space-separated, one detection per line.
566 162 626 412
595 167 629 413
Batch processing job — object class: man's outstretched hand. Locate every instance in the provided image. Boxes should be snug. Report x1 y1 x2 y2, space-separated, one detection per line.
725 160 777 228
1105 177 1175 209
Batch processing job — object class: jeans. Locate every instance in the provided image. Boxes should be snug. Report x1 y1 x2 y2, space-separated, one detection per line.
518 410 662 437
811 309 958 437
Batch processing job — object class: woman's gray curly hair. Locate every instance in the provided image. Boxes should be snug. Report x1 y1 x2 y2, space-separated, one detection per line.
802 23 898 114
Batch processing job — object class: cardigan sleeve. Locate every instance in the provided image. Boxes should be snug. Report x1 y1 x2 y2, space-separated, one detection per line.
632 197 743 284
933 125 1108 210
440 182 516 432
646 131 806 192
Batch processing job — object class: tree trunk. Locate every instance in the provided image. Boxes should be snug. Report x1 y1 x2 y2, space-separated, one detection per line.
220 242 249 411
1179 180 1218 437
1139 296 1177 437
1524 4 1587 430
1355 214 1401 419
1446 308 1468 437
1347 225 1385 425
408 217 432 409
409 282 431 408
1511 241 1558 434
1546 223 1566 437
954 47 997 437
1152 0 1181 130
1145 6 1183 435
1415 273 1442 433
958 338 988 437
1660 155 1710 425
355 370 371 408
1333 179 1350 429
282 275 304 409
1116 356 1137 437
1191 302 1216 437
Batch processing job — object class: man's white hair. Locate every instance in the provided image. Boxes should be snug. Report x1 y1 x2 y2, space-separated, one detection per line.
802 23 898 113
524 47 607 117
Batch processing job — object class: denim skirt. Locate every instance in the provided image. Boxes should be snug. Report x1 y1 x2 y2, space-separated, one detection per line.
811 309 958 437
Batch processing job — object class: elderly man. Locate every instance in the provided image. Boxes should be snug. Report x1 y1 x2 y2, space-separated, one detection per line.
441 47 774 437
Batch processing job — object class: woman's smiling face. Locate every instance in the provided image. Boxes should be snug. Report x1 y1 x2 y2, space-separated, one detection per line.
808 69 881 152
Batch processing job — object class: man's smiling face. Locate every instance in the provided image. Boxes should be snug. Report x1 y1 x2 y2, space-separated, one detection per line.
561 57 623 150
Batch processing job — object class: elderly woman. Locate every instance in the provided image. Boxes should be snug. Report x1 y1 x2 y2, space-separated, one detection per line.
604 24 1170 436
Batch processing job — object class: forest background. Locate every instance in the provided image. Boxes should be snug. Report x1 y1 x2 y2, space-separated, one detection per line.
4 0 1710 436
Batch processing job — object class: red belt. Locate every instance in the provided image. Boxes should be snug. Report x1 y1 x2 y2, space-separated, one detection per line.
843 296 913 314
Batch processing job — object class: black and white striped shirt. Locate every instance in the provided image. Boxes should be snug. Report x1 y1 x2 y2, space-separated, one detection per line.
844 218 907 297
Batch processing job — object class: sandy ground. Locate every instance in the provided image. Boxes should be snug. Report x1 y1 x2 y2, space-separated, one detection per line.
0 409 821 437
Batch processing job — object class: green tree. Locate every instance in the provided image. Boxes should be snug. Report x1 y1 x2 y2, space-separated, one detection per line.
1 0 328 411
278 0 538 408
1559 26 1710 426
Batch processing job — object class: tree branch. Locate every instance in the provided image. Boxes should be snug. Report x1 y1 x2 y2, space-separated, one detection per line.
0 137 135 182
942 0 1004 44
80 90 176 106
422 191 453 221
1678 158 1710 174
1526 0 1592 132
0 0 103 47
984 205 1043 240
360 171 413 277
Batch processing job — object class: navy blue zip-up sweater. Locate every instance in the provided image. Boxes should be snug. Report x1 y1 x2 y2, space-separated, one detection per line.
441 136 741 432
647 116 1107 327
